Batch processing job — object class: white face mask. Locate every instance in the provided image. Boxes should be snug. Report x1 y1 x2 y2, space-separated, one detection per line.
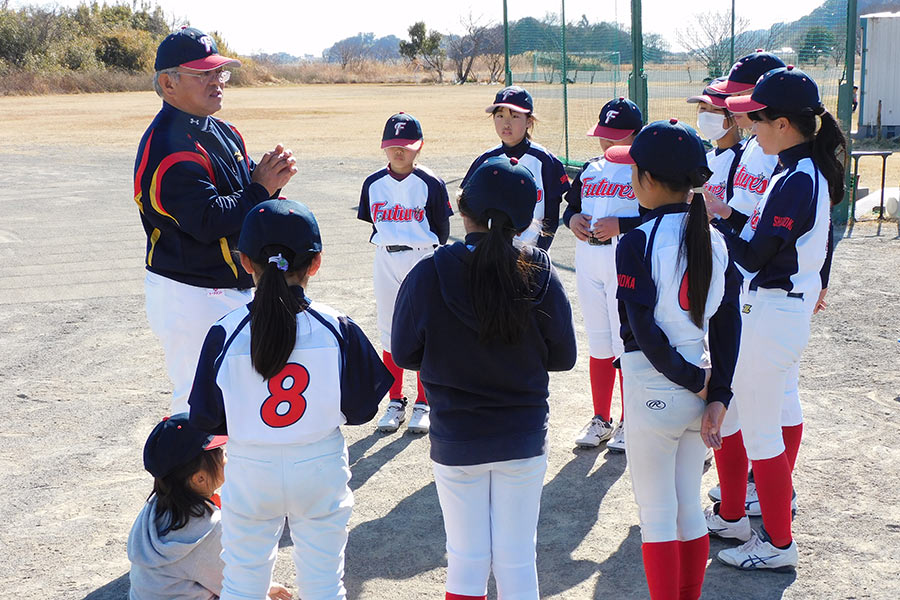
697 112 729 141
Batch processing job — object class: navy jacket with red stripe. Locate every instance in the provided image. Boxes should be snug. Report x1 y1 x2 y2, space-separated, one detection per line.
134 102 273 289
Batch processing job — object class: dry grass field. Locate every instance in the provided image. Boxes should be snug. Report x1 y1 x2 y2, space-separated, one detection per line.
0 85 898 600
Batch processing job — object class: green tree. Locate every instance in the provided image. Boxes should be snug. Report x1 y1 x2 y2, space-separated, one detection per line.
798 26 836 66
399 21 445 82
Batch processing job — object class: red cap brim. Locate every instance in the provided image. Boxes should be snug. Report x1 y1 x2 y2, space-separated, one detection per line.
587 124 634 140
485 103 532 114
181 55 241 71
725 95 767 114
706 79 755 94
204 434 228 450
381 139 423 151
686 94 728 108
604 145 635 164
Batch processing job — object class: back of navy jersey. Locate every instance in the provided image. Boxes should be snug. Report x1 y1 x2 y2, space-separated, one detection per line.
616 206 728 366
358 166 451 247
729 137 778 216
738 151 830 299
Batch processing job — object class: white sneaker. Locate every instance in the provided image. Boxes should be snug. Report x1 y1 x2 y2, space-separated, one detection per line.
717 529 798 572
575 416 614 448
704 503 752 542
377 399 407 432
709 482 797 517
606 421 626 453
406 403 430 434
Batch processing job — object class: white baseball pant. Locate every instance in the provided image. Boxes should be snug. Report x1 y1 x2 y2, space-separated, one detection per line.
144 271 251 414
219 429 353 600
372 245 433 351
432 454 548 600
574 241 623 359
621 351 709 543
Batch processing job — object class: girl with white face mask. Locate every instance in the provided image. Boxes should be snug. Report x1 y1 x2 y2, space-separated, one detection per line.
688 79 744 209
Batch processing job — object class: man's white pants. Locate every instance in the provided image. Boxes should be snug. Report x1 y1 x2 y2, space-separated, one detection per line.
432 454 548 600
144 271 251 414
219 430 353 600
621 351 708 543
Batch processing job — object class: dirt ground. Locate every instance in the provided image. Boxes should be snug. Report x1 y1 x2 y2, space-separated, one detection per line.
0 85 898 600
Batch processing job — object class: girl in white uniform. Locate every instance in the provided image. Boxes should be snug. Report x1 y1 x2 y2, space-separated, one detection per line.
563 97 643 449
189 199 393 599
358 113 452 434
605 119 741 599
707 67 846 571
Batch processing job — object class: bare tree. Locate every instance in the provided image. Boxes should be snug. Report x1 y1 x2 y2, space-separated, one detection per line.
447 13 489 84
324 34 373 70
481 24 505 83
676 11 752 80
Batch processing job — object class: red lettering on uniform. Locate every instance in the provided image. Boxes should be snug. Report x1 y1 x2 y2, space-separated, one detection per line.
371 202 426 223
678 271 690 311
733 165 769 196
704 182 726 200
581 176 635 199
618 274 636 289
536 189 543 203
772 216 794 230
749 207 761 231
560 173 569 184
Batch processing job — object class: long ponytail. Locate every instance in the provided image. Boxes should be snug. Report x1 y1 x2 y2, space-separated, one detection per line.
459 196 536 344
249 245 314 379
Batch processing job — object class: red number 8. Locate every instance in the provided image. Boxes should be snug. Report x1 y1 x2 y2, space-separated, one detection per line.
260 363 309 428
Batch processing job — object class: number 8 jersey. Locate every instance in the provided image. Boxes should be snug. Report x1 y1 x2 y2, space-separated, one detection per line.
189 290 393 444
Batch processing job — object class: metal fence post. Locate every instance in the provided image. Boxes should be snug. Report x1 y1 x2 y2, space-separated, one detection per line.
627 0 648 121
834 0 858 237
503 0 512 86
561 0 570 162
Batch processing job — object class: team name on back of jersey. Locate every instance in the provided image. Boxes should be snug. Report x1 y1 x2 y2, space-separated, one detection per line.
371 202 425 223
733 166 769 195
582 176 635 200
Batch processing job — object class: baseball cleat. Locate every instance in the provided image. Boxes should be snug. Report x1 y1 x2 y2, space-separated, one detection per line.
406 403 430 434
708 482 797 517
716 528 798 572
377 399 407 432
704 502 752 542
606 420 626 453
575 416 614 448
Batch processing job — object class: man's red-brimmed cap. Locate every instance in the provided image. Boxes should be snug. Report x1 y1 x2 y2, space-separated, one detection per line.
155 27 241 72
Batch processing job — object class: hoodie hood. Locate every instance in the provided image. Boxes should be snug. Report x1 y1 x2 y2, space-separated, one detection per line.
127 496 219 568
433 236 552 330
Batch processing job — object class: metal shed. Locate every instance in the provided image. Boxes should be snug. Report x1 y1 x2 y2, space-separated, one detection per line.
858 12 900 138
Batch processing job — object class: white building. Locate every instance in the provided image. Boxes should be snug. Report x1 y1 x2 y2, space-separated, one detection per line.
859 12 900 138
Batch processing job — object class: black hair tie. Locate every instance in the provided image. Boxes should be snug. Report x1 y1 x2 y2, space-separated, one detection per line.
813 104 826 116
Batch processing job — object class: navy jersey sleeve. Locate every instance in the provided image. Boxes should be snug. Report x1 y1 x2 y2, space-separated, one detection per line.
425 175 453 244
614 230 656 307
188 325 228 435
538 266 578 371
391 260 428 370
724 208 749 232
337 316 393 425
536 155 571 251
562 163 587 227
357 178 373 223
754 172 815 244
706 260 742 408
618 215 642 234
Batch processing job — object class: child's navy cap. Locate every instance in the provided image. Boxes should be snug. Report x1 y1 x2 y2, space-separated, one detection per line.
485 86 534 114
708 50 786 94
143 413 227 479
587 97 643 140
155 27 241 72
686 77 729 108
238 199 322 266
462 156 538 230
381 113 423 151
605 118 712 186
726 65 823 115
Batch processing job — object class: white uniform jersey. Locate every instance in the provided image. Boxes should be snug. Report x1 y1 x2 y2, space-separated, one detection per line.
359 165 451 248
577 158 639 231
704 143 743 203
729 136 778 216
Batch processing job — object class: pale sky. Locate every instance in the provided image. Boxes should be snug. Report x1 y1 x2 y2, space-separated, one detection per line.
17 0 828 57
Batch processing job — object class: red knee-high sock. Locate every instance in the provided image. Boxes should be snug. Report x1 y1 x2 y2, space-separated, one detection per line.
715 431 749 521
590 357 616 421
382 351 403 399
751 453 794 547
415 372 427 405
782 424 803 471
642 541 680 600
618 367 625 422
678 535 709 600
445 593 486 600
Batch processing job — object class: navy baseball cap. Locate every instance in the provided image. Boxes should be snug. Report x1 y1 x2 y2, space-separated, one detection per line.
381 113 423 151
238 199 322 267
588 97 643 140
143 413 227 479
686 78 729 108
155 27 241 71
605 118 712 186
727 65 823 115
485 86 534 114
708 50 786 94
462 156 538 230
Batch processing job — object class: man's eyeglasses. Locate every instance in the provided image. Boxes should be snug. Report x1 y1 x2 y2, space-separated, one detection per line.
177 69 231 85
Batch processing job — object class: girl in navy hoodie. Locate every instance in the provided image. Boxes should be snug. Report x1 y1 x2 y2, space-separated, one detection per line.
391 156 577 600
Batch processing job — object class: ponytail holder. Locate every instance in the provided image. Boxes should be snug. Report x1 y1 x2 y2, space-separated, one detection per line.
487 217 493 229
814 104 826 116
268 253 289 271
